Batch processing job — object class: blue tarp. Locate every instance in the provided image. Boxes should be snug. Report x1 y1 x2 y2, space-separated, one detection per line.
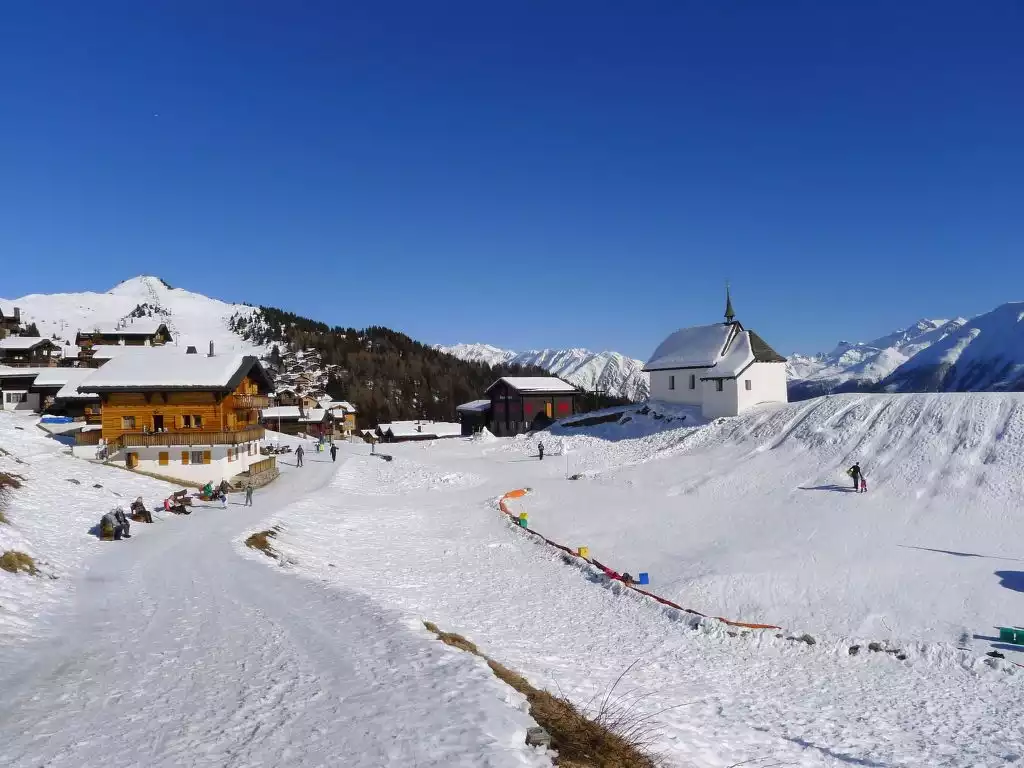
40 417 73 424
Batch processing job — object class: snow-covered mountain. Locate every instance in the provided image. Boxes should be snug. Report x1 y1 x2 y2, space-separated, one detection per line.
434 343 650 401
879 302 1024 392
1 276 265 356
787 317 968 399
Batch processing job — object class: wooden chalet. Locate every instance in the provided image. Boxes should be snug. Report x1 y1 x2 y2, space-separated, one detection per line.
260 405 332 438
75 320 172 366
0 337 60 368
76 351 275 484
0 304 22 335
485 377 580 436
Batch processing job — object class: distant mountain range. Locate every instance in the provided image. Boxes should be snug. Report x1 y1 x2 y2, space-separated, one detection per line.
433 343 650 401
787 302 1024 398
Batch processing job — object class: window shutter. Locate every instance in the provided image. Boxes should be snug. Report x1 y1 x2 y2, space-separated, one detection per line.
182 451 189 465
159 452 169 466
203 450 212 464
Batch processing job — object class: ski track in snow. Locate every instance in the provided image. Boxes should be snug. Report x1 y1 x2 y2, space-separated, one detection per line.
3 395 1024 766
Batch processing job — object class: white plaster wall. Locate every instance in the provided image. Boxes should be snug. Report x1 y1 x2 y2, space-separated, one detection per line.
735 363 788 413
113 441 263 484
2 391 41 412
647 368 707 405
700 378 739 419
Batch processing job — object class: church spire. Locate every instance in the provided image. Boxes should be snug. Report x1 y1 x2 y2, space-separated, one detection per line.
724 282 735 323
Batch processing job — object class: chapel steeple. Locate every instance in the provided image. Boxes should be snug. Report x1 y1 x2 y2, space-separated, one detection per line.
724 282 735 324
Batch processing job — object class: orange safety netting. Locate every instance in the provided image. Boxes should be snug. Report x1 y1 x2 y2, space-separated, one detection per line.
498 490 781 632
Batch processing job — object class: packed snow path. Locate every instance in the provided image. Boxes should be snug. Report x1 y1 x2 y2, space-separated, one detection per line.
0 446 548 768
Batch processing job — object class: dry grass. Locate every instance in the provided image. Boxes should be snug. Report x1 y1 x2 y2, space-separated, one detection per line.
0 471 24 490
245 529 279 558
423 622 661 768
0 550 38 575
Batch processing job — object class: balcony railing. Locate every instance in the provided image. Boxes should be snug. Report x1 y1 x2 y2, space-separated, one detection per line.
233 394 271 409
109 426 265 453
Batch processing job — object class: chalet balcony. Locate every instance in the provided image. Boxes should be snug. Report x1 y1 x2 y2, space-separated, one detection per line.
109 425 265 453
233 394 271 409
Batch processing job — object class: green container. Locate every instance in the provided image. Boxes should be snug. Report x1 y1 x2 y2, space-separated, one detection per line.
999 626 1015 642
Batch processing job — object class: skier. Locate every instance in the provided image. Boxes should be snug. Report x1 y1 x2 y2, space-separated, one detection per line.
295 445 304 467
847 462 862 493
244 482 254 507
330 443 338 462
538 442 545 461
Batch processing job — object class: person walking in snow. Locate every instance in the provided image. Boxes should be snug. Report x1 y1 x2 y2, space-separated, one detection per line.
860 475 868 493
538 442 545 461
847 462 863 492
295 445 304 467
244 482 254 507
330 443 338 462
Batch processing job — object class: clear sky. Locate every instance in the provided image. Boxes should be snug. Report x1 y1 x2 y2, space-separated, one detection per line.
1 1 1022 359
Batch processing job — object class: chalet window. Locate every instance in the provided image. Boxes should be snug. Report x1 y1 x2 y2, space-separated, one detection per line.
689 375 696 390
716 380 724 392
181 451 189 465
158 452 169 466
745 379 752 391
182 415 192 428
202 450 212 464
669 375 675 390
191 451 205 465
121 416 136 429
5 392 27 404
193 415 203 428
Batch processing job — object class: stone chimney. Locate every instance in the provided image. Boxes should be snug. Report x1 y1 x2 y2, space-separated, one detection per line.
13 307 21 322
208 340 215 357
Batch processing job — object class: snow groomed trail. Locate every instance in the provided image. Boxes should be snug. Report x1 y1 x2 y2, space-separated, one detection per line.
0 435 550 768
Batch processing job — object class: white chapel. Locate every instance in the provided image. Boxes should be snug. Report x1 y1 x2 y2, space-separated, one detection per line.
643 289 788 419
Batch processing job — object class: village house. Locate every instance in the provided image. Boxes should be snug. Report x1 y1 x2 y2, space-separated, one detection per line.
456 399 492 436
75 320 173 366
485 376 580 436
642 289 787 419
0 304 22 336
76 350 275 485
320 398 358 436
0 337 61 368
260 405 333 438
0 368 43 412
375 421 462 442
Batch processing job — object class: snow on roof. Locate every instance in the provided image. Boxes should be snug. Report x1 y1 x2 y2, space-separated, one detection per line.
56 370 100 400
78 353 262 392
702 331 755 379
31 368 85 387
457 399 492 412
84 320 169 336
382 420 462 438
485 376 578 394
0 366 43 378
326 400 356 413
300 409 329 423
262 406 302 420
0 336 53 351
643 323 735 371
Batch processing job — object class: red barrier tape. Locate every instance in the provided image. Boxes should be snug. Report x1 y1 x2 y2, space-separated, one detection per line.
499 490 782 632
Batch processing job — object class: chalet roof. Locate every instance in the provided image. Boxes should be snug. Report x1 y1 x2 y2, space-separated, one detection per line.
77 353 273 393
0 366 43 379
457 399 492 413
380 421 462 438
699 329 787 380
485 376 579 395
643 323 736 371
56 370 100 400
81 320 171 337
0 337 56 352
31 368 85 387
261 406 302 420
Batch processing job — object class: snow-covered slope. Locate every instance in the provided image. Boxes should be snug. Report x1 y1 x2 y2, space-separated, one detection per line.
1 276 264 356
880 302 1024 392
787 317 967 398
435 343 650 401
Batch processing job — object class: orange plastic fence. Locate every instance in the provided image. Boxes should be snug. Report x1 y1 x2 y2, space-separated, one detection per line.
498 490 782 632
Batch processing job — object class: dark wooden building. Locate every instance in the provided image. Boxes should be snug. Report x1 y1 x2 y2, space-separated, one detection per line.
485 377 580 436
0 337 60 368
0 304 22 336
456 399 492 436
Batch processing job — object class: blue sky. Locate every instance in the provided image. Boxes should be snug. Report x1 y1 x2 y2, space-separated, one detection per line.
2 2 1022 359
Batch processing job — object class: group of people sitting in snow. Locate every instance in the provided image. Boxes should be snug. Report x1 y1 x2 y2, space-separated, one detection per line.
98 496 154 540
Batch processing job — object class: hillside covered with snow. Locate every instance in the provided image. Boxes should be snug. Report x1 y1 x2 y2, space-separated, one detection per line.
435 343 650 401
0 276 264 356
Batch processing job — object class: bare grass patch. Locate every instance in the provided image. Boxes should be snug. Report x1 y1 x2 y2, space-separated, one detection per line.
0 550 38 575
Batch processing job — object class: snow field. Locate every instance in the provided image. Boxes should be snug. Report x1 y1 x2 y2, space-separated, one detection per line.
251 424 1024 767
0 411 175 650
0 435 555 767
